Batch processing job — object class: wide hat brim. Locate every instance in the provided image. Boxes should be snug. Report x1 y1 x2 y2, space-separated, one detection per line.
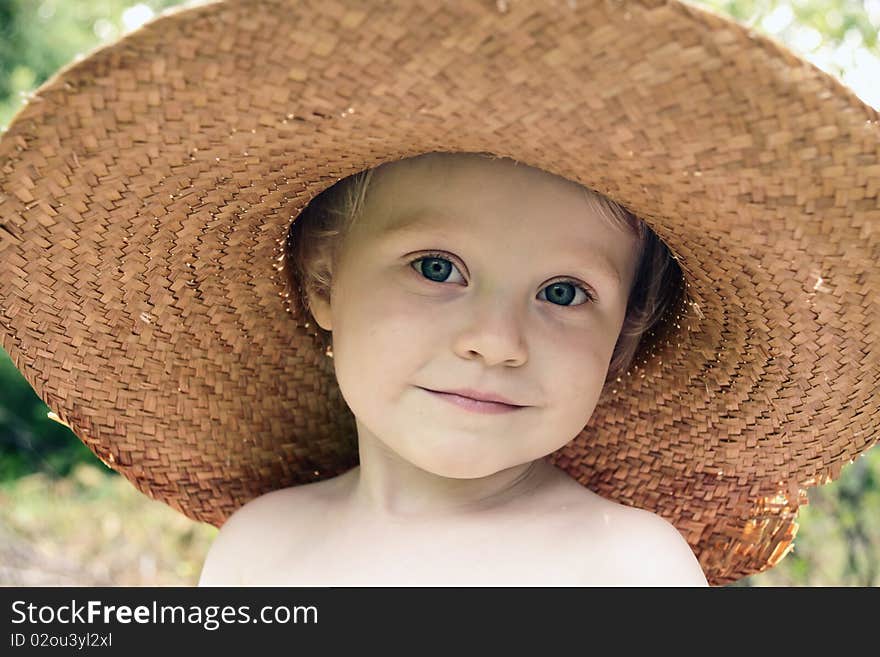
1 0 878 585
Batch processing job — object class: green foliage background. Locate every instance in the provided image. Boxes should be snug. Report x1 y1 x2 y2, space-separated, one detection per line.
0 0 878 586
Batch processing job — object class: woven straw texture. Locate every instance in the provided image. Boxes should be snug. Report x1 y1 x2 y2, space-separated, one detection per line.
0 0 877 585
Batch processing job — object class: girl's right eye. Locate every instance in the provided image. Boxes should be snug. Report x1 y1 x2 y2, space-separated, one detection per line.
409 253 467 285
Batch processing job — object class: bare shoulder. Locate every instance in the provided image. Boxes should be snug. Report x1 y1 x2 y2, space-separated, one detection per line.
197 486 302 586
607 504 708 587
571 499 709 587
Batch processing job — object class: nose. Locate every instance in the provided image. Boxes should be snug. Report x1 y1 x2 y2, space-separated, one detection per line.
451 289 529 368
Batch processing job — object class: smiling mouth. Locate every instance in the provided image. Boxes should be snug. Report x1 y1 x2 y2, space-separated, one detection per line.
417 387 525 414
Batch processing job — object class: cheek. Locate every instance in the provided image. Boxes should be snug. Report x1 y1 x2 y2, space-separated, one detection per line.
546 328 613 407
347 287 434 348
351 270 456 343
331 286 438 389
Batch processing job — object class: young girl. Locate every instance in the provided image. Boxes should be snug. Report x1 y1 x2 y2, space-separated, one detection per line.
197 150 707 585
0 0 876 587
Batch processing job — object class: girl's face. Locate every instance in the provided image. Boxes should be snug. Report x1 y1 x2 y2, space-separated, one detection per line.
308 153 640 479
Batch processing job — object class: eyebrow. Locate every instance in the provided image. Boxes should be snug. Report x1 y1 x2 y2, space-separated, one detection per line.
381 210 623 287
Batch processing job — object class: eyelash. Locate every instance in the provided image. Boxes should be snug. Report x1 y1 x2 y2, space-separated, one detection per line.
409 251 597 305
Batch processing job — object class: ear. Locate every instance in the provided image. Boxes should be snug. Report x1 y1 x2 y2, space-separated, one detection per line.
303 247 335 332
306 283 332 332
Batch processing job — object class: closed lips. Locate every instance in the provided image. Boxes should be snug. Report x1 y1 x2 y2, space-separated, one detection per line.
418 386 524 407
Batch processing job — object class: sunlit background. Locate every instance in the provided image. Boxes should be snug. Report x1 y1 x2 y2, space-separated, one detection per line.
1 0 878 586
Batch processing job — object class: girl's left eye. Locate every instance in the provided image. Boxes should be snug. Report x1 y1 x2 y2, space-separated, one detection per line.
537 281 596 306
409 253 596 307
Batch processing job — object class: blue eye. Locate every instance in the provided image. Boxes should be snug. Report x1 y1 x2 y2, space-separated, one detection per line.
410 254 466 284
538 281 595 306
409 252 596 306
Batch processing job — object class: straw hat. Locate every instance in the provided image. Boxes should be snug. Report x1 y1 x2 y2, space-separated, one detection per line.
1 0 877 586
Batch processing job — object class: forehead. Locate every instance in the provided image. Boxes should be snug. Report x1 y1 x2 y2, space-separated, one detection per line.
367 152 591 221
357 153 639 282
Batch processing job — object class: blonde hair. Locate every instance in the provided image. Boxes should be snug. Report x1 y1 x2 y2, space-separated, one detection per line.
284 156 684 388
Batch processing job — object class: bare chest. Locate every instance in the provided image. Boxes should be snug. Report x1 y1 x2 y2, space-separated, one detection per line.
240 498 620 586
250 533 591 586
